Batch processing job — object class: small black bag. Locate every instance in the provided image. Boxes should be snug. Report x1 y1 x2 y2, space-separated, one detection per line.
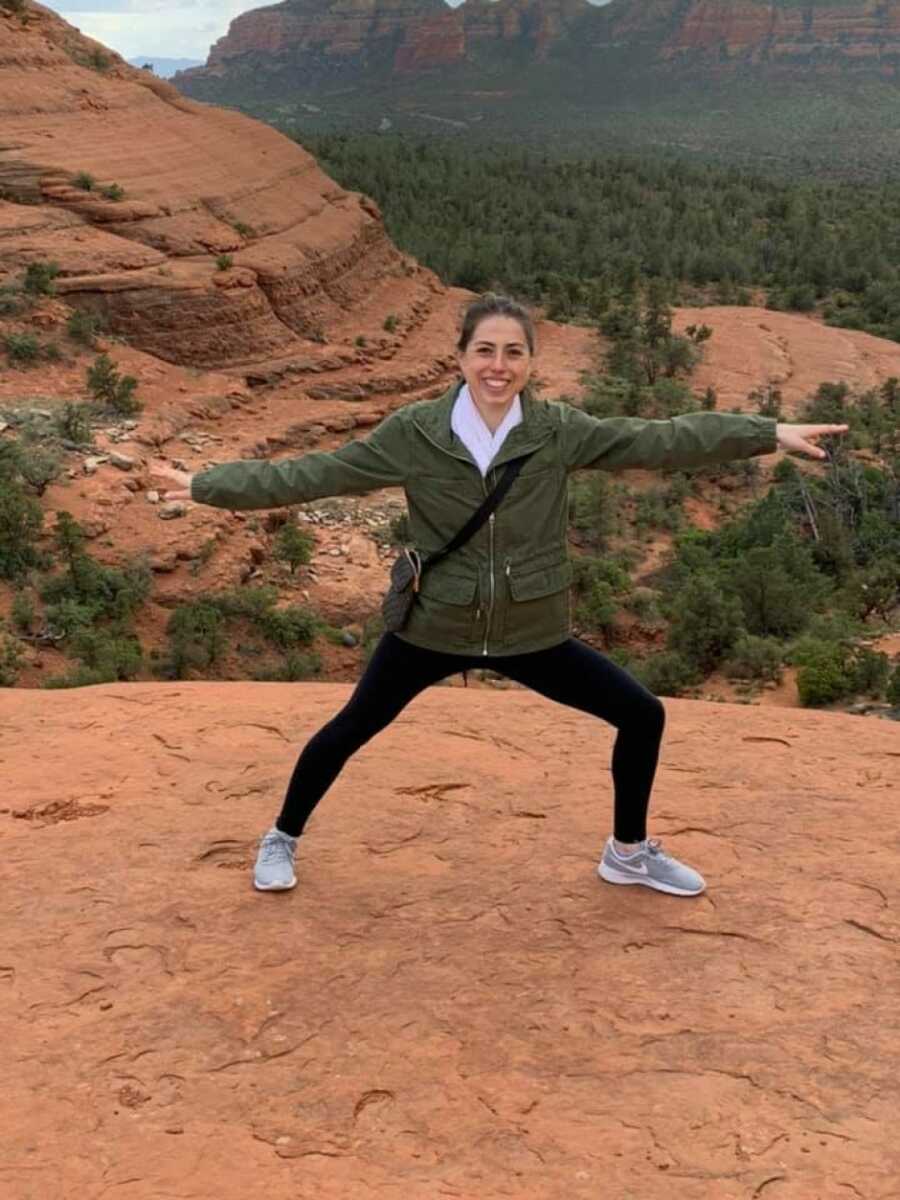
381 454 532 634
382 548 423 634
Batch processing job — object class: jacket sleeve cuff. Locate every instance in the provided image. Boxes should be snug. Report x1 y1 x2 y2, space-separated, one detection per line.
190 471 214 505
757 416 778 454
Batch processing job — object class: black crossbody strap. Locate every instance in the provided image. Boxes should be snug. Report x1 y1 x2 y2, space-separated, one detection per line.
424 453 533 570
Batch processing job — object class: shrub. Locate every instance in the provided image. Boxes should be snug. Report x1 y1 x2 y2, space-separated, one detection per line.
215 254 233 271
851 648 890 698
253 651 322 682
86 353 141 415
43 666 114 689
41 515 151 623
795 642 849 707
723 634 783 682
87 48 110 72
634 487 682 535
66 309 103 347
10 589 36 634
383 314 398 333
70 626 143 680
0 636 24 687
1 0 28 15
4 332 40 365
99 183 124 202
54 401 94 445
574 578 618 638
23 261 60 296
568 473 619 544
232 221 254 238
73 171 95 192
784 283 817 313
166 602 226 678
355 335 367 348
887 665 900 707
0 286 24 316
43 597 96 637
0 475 43 579
15 442 62 496
631 651 700 698
273 522 314 573
207 586 277 621
749 384 784 420
667 574 743 673
258 604 318 649
732 544 819 638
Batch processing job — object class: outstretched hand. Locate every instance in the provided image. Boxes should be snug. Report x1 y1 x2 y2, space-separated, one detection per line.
775 423 849 460
150 459 194 502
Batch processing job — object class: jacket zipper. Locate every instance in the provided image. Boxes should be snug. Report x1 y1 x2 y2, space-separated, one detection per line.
483 511 495 656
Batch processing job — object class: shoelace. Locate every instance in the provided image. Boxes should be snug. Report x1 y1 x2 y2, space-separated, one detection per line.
261 833 294 863
644 838 671 861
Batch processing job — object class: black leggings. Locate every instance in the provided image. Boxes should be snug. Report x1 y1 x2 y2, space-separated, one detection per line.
276 634 665 843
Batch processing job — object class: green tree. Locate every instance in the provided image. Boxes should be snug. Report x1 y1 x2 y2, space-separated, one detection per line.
273 522 315 573
87 354 141 415
667 574 743 673
0 475 43 580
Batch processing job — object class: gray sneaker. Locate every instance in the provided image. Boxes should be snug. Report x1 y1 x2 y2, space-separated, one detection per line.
254 827 298 892
597 837 705 896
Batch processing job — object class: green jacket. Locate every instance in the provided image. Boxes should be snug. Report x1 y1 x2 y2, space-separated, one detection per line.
191 383 777 656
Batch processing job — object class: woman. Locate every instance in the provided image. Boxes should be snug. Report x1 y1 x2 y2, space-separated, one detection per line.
156 293 847 898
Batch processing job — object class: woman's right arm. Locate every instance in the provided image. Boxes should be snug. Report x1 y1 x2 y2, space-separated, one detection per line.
154 410 409 511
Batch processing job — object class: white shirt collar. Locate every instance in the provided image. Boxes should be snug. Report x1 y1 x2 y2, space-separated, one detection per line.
450 383 522 477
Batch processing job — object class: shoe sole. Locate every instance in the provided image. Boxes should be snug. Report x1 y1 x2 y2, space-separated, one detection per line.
253 876 297 892
597 861 705 897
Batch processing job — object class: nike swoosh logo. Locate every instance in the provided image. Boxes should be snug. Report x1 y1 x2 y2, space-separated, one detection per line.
620 859 648 874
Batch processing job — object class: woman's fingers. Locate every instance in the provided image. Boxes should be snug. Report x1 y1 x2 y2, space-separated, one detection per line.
149 458 194 491
776 423 849 459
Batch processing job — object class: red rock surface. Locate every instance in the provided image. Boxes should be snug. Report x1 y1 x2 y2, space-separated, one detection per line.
672 306 900 414
3 680 899 1197
0 2 424 368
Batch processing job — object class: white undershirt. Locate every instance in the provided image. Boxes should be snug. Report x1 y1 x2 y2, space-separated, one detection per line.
450 384 523 478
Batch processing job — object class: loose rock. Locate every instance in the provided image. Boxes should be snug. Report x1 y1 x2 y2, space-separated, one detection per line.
159 501 187 520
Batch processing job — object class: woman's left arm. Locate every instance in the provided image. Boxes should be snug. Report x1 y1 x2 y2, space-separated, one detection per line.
560 406 848 472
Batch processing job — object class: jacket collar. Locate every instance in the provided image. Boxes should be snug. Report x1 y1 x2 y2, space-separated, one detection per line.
411 380 554 467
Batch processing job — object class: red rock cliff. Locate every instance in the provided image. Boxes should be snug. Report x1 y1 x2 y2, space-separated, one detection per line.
609 0 900 66
0 2 418 367
184 0 587 81
179 0 900 88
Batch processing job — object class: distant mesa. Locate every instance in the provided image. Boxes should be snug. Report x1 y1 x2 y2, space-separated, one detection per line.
174 0 900 94
170 0 900 165
127 57 203 79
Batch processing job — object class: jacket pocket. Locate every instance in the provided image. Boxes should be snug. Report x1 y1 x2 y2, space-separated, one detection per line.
508 561 572 602
501 560 572 648
406 571 479 651
419 573 478 605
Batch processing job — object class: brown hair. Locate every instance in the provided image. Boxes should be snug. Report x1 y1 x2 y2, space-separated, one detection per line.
457 293 535 355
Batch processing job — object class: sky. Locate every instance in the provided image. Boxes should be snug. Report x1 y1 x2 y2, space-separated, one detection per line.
42 1 609 64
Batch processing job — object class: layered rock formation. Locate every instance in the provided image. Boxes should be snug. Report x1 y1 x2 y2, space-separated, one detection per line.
631 0 900 67
0 2 427 367
179 0 589 90
177 0 900 96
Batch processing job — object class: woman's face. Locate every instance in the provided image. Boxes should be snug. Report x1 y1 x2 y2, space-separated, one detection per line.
458 315 533 415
